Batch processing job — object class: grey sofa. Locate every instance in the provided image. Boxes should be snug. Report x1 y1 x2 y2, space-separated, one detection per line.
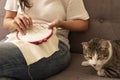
0 0 120 80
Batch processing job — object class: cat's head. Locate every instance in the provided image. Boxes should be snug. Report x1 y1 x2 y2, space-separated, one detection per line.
81 38 110 67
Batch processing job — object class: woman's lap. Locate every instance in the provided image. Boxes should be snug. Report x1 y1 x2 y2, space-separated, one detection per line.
0 42 30 80
0 41 71 80
29 41 71 80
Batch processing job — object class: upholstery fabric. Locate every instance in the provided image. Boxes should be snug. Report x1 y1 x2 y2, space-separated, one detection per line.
0 0 8 40
48 54 120 80
0 0 120 80
69 0 120 53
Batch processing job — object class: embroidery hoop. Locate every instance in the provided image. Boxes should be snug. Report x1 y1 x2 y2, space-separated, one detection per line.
16 22 53 45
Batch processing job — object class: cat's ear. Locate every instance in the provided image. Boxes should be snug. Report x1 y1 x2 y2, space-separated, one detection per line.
100 40 109 49
81 42 89 49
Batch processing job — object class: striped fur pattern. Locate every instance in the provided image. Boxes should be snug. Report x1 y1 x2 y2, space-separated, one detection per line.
81 38 120 78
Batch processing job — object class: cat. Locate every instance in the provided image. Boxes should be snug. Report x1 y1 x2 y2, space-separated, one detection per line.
81 38 120 78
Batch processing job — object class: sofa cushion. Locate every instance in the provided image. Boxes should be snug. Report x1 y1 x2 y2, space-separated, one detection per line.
47 54 120 80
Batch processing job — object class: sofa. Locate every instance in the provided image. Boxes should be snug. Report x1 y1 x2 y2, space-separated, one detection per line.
0 0 120 80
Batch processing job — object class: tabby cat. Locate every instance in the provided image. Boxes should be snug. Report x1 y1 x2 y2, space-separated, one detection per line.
81 38 120 78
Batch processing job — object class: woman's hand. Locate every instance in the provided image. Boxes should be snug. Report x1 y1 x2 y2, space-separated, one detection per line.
48 19 63 29
14 13 33 35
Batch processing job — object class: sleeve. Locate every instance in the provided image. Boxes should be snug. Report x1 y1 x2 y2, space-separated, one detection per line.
66 0 89 20
4 0 19 11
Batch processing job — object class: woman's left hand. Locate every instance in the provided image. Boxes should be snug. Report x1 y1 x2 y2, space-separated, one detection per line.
48 19 63 29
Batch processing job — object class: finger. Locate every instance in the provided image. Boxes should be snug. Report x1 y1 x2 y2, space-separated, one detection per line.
48 21 57 29
21 17 30 28
48 24 55 29
19 14 30 29
29 17 33 27
13 20 25 35
14 17 26 30
17 27 25 35
23 14 33 28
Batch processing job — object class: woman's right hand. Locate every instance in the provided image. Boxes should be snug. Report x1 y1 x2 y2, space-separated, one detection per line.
14 13 33 35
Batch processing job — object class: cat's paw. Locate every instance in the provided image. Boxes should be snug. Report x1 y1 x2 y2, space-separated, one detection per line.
97 69 106 77
81 61 89 66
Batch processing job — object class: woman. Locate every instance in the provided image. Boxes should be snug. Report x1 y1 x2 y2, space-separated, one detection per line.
1 0 89 80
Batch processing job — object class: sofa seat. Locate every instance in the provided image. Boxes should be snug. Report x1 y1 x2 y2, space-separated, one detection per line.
47 54 120 80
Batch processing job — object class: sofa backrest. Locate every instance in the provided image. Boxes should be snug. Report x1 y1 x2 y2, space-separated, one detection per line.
69 0 120 53
0 0 8 39
0 0 120 53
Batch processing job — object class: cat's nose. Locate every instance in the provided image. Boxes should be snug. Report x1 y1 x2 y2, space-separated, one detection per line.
93 64 96 66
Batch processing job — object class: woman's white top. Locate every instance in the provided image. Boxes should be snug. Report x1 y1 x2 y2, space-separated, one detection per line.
4 0 89 65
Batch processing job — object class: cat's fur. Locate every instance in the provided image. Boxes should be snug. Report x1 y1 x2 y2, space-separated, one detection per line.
81 38 120 78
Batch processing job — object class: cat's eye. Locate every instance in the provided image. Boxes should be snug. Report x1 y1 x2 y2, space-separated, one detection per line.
98 54 108 60
88 56 92 59
103 54 108 59
97 56 104 60
100 47 108 51
85 55 92 59
97 56 101 60
100 48 105 51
